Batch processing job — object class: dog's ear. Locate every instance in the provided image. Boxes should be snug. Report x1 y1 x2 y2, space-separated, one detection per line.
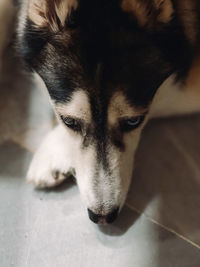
121 0 174 28
28 0 78 32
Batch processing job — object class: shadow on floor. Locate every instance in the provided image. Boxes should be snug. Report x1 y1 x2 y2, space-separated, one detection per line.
128 116 200 244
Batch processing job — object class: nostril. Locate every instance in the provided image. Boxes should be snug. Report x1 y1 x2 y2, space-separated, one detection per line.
87 207 119 224
87 209 100 224
105 207 119 224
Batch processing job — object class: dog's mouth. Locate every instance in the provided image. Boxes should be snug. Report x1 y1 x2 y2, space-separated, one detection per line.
87 208 119 224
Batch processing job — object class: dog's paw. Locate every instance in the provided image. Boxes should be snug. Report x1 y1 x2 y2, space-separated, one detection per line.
27 126 74 188
27 166 70 188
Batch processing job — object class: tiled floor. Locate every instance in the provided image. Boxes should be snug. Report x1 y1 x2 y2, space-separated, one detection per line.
0 45 200 267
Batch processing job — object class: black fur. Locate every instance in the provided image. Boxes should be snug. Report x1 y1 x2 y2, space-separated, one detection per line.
19 0 194 105
18 0 196 155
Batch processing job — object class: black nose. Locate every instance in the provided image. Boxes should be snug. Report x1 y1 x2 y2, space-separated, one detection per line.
87 208 119 224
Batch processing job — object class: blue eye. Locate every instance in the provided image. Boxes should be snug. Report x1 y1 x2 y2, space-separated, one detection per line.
120 116 145 132
127 117 142 126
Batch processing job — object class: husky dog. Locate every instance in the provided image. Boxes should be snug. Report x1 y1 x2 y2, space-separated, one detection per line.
1 0 200 224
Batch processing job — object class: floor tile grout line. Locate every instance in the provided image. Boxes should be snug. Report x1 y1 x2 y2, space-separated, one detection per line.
6 136 200 251
125 203 200 250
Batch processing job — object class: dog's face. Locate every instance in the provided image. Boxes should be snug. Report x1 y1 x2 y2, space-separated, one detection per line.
55 89 146 223
20 0 193 223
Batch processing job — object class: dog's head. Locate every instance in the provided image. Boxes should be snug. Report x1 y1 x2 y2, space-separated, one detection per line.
19 0 193 223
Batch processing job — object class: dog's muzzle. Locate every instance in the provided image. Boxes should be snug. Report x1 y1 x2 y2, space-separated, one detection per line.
87 208 119 224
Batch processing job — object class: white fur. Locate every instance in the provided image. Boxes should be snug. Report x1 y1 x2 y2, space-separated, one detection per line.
27 121 142 213
56 90 91 122
27 60 200 221
27 124 76 187
28 89 146 214
0 0 198 220
28 75 200 215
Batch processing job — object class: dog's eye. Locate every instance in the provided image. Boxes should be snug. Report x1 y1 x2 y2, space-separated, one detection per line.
61 116 81 132
120 116 145 132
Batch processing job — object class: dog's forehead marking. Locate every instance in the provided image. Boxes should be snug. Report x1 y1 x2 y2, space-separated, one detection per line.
108 92 146 125
56 90 91 122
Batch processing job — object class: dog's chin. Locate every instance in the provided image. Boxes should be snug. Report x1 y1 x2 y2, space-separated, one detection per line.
87 207 119 225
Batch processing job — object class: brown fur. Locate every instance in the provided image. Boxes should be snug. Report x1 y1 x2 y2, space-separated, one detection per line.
108 92 147 126
185 54 200 92
25 0 200 99
174 0 200 91
28 0 78 31
121 0 174 28
175 0 198 45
